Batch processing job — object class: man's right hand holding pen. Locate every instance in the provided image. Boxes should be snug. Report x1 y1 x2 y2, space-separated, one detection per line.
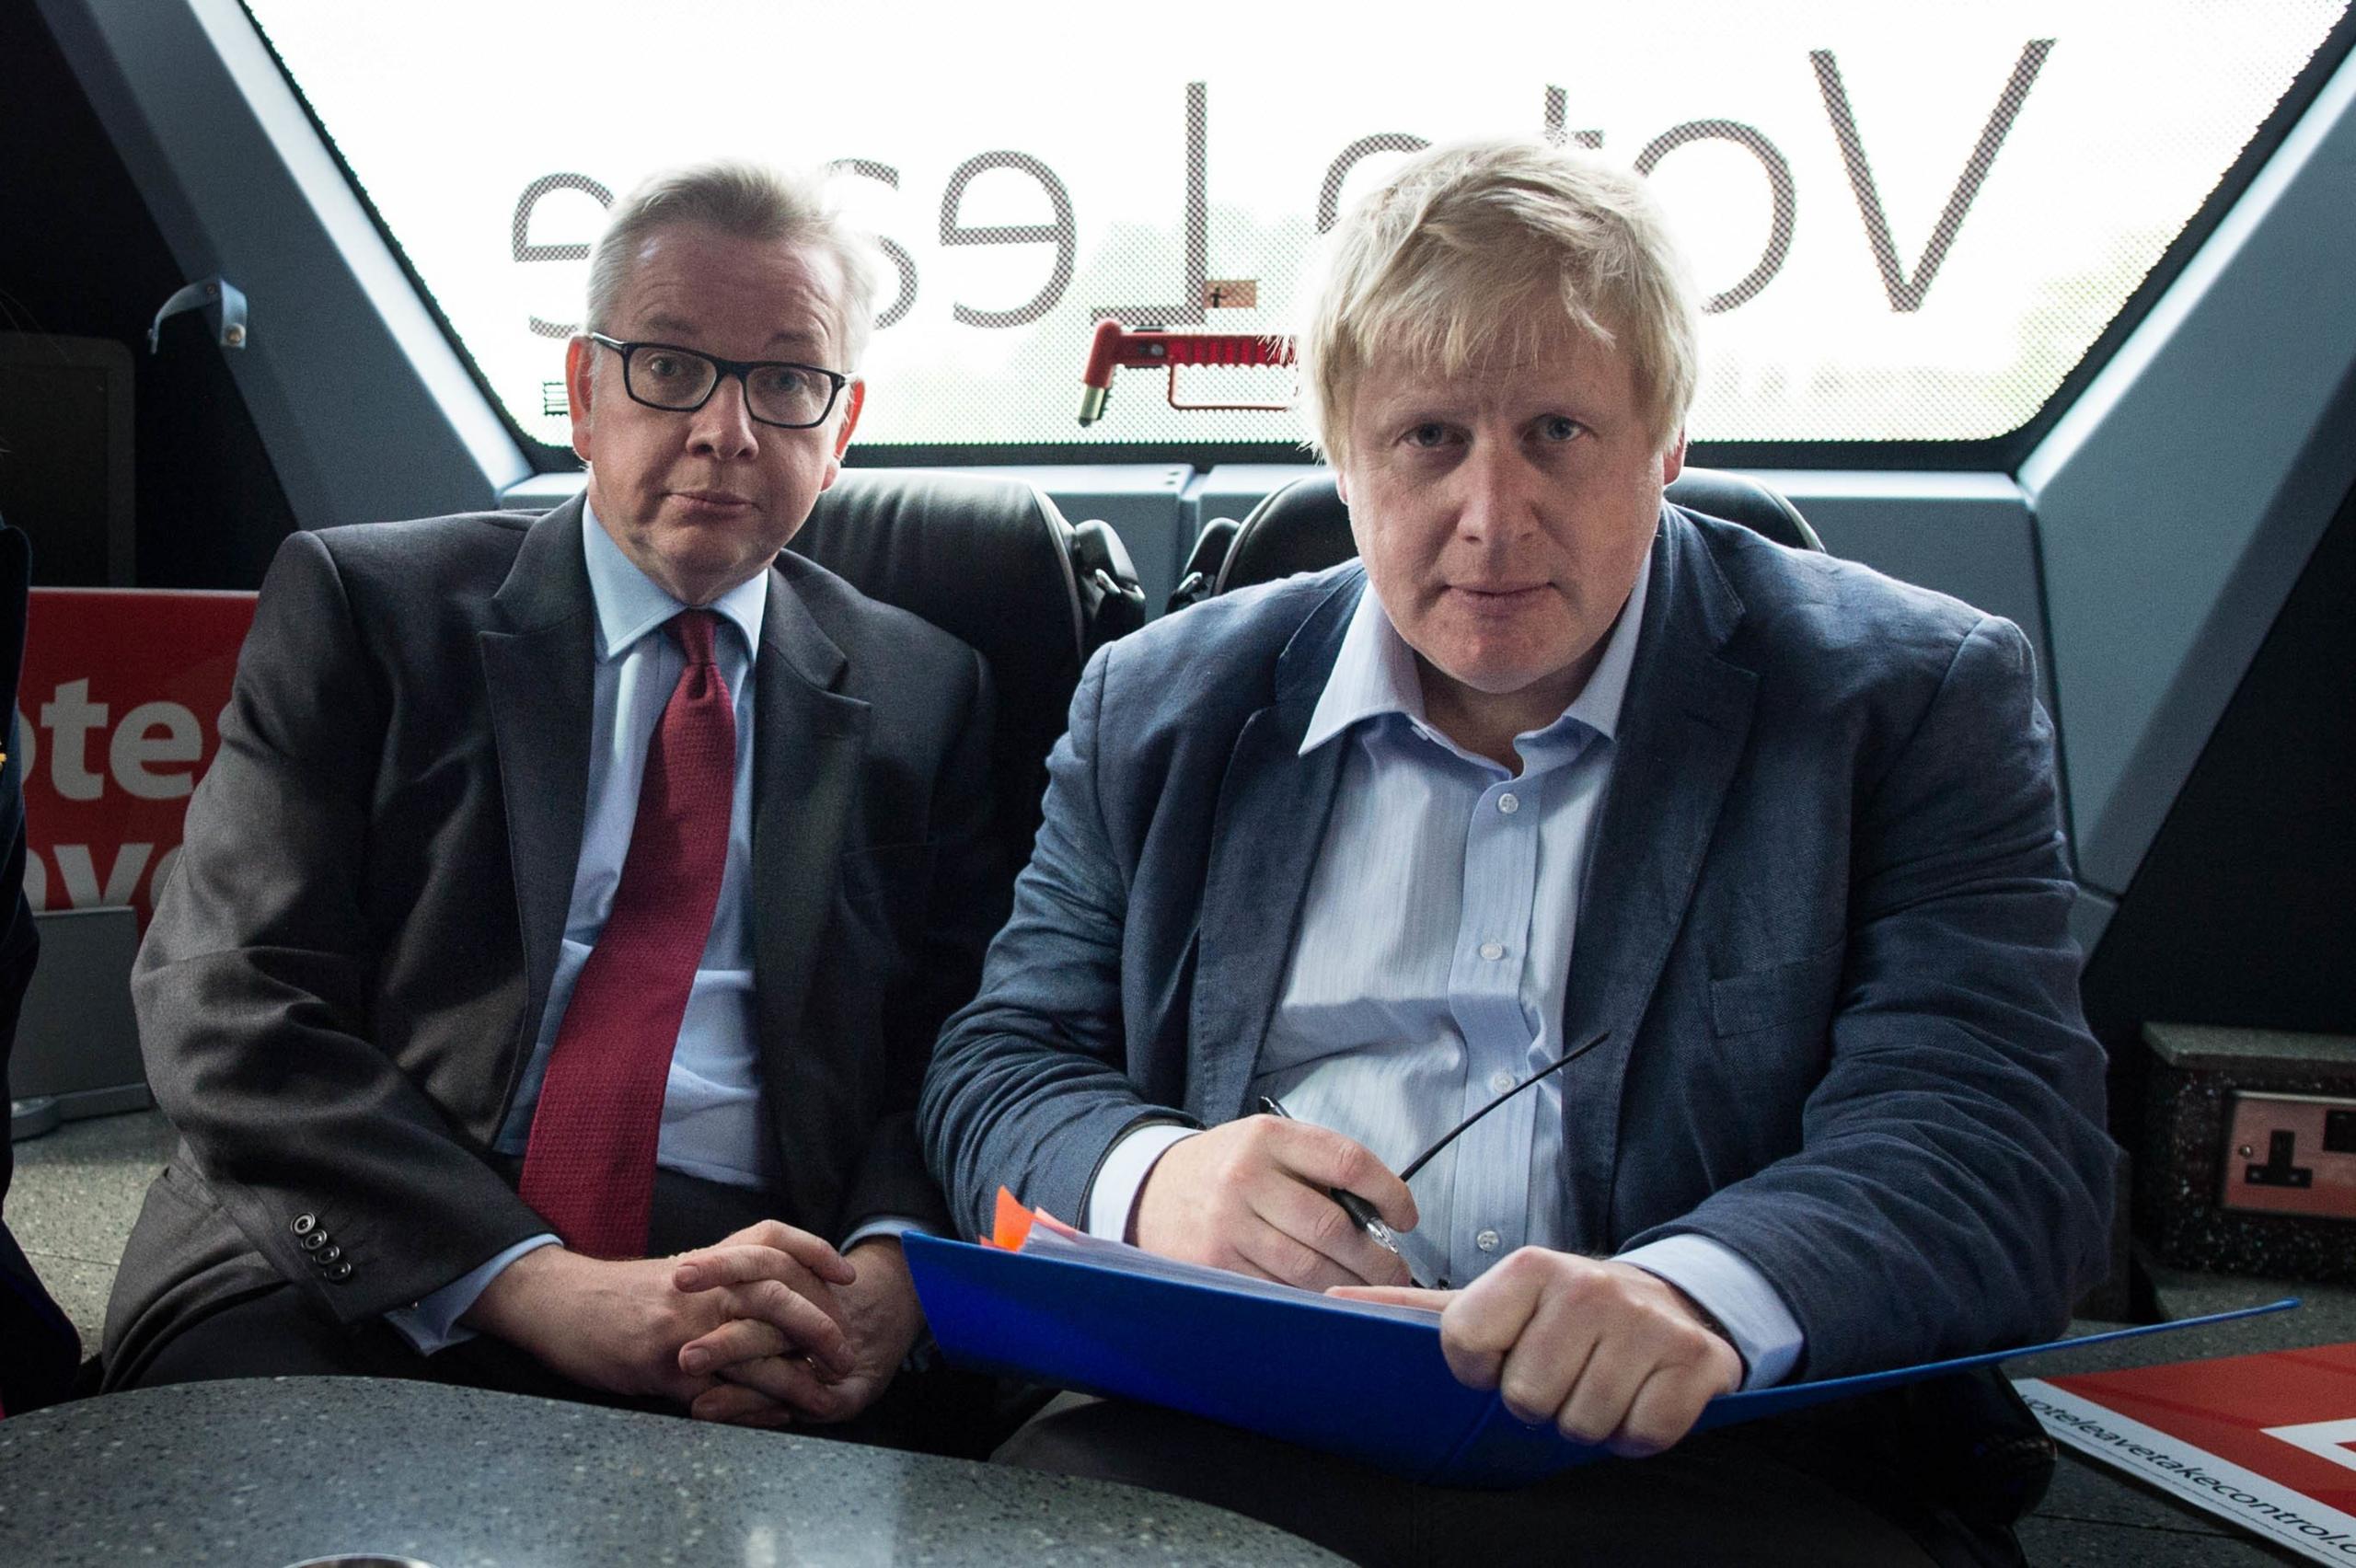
1129 1114 1418 1291
1132 1121 1738 1454
1125 1043 1743 1457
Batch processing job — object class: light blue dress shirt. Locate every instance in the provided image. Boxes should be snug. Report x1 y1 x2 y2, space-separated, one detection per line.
389 505 772 1352
1089 559 1804 1389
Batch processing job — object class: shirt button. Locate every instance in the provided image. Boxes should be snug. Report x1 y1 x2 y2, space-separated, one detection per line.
1476 1229 1502 1253
1496 793 1519 815
1488 1069 1516 1094
1478 941 1505 962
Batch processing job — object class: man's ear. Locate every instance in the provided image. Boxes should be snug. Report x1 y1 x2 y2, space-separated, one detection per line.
1334 458 1374 561
1659 428 1687 487
564 336 597 463
820 379 865 490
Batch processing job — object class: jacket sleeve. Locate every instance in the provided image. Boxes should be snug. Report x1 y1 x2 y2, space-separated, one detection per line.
1636 614 2115 1378
921 645 1189 1241
133 531 549 1323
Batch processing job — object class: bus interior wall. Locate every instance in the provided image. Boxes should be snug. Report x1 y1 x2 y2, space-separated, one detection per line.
0 1 294 591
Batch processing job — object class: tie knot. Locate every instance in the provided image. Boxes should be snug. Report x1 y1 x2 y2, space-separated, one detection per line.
670 609 722 668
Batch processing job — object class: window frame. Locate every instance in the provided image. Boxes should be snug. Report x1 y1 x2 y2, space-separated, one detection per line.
229 2 2356 476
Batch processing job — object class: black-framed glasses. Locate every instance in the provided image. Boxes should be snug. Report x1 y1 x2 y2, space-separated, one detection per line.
588 333 849 430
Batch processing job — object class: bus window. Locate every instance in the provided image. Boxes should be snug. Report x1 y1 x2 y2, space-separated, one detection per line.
239 1 2348 467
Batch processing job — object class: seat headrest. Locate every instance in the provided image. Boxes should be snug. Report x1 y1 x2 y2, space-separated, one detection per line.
794 470 1084 659
1214 466 1821 597
1661 469 1824 552
791 468 1087 848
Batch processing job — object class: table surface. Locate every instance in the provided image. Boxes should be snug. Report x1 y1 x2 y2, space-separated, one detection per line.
0 1305 2346 1567
0 1377 1346 1568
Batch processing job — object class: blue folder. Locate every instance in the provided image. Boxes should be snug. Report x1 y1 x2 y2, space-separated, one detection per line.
904 1231 2296 1487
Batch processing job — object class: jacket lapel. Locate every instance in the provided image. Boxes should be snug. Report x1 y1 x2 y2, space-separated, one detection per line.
1186 572 1363 1124
479 499 598 1085
747 562 868 1194
1558 510 1757 1249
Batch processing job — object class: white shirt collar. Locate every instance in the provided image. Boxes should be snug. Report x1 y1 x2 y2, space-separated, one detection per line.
1301 548 1654 756
580 499 769 664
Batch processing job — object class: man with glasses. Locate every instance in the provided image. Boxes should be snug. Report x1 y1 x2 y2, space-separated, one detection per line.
923 138 2111 1562
106 161 1002 1446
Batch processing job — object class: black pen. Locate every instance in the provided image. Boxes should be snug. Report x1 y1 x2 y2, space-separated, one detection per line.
1255 1095 1408 1264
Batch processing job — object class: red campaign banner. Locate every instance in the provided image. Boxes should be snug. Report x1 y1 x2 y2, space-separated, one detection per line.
16 588 259 928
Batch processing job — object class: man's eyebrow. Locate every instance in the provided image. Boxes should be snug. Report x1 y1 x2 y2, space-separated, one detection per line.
1365 390 1472 421
762 329 830 357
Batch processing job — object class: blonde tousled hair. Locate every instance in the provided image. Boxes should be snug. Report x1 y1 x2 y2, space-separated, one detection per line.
1299 137 1698 463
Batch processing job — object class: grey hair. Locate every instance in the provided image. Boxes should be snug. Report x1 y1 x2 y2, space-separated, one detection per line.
1299 137 1698 464
583 159 884 372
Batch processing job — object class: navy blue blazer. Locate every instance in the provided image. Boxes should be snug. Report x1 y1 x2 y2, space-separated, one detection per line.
922 505 2113 1382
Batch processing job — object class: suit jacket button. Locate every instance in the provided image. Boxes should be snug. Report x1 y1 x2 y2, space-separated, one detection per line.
291 1214 319 1237
300 1229 330 1252
327 1262 352 1282
316 1245 342 1265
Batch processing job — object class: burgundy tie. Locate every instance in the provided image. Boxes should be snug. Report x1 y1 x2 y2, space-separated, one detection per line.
519 610 736 1259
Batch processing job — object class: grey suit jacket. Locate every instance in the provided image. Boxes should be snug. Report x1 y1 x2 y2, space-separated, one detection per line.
107 498 999 1382
922 505 2112 1382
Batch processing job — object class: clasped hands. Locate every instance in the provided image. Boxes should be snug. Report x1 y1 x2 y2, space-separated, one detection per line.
465 1219 921 1429
1135 1114 1742 1457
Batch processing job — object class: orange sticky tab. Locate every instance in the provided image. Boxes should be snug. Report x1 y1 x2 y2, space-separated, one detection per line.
989 1186 1035 1251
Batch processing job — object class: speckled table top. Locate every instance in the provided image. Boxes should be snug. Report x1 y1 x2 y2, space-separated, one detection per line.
0 1377 1346 1567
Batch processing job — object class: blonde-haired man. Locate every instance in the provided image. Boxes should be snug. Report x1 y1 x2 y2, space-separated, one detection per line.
925 138 2109 1562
